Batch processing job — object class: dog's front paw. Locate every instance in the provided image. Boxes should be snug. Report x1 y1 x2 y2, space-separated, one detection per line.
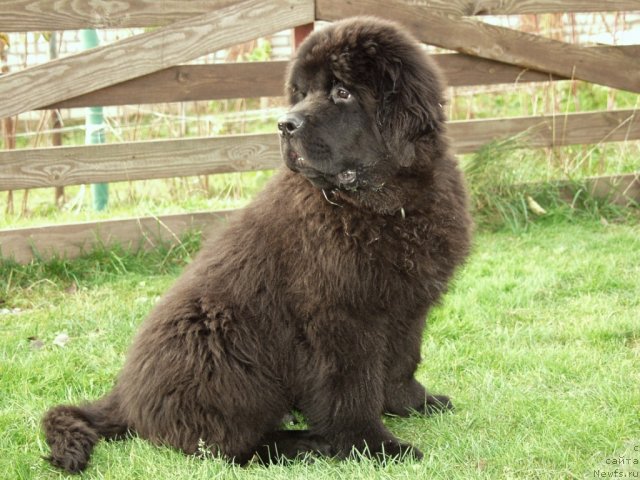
374 440 423 462
422 394 454 415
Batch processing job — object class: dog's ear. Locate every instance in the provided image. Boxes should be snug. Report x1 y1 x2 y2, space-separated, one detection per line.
376 51 446 167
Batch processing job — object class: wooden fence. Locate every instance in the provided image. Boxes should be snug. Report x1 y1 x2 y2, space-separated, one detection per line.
1 0 639 262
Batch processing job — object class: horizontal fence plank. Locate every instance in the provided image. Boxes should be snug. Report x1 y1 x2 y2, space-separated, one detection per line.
0 0 314 118
1 0 239 31
450 109 640 154
563 173 640 207
0 210 235 263
2 0 638 31
46 62 289 109
0 133 282 191
40 46 640 109
1 110 638 191
317 0 640 93
384 0 640 15
316 0 640 17
438 46 640 88
1 172 638 263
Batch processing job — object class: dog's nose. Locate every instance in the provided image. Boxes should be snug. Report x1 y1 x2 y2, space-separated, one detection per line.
277 113 304 136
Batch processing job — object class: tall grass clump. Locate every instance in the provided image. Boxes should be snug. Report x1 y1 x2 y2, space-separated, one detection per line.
463 137 637 231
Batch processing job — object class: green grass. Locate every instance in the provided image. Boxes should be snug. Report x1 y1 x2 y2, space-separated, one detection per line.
1 218 639 479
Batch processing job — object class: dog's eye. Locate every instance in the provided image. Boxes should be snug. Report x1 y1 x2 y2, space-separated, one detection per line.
291 87 306 103
336 87 351 100
331 86 352 104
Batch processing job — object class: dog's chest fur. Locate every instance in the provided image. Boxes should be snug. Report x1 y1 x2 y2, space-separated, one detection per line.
276 183 453 319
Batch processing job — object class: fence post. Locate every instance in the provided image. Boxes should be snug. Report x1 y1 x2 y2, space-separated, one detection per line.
80 29 108 211
49 32 65 208
294 23 314 51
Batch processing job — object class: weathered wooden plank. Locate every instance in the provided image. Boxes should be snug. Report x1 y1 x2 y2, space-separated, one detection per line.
316 0 640 93
0 210 235 263
37 45 640 110
436 46 640 88
577 173 640 207
0 0 277 31
450 109 640 153
1 110 638 191
2 0 638 31
0 0 314 118
315 0 640 19
440 52 558 86
396 0 640 15
0 133 282 191
45 62 289 109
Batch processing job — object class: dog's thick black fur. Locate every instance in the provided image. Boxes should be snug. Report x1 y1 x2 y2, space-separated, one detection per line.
43 17 472 472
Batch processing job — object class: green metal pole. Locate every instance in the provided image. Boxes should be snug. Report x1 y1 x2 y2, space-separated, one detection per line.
80 29 108 211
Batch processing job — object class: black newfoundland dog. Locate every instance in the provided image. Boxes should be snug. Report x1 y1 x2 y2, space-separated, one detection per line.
43 17 471 472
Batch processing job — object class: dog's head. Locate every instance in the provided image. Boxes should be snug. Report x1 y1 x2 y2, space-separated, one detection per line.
279 17 446 193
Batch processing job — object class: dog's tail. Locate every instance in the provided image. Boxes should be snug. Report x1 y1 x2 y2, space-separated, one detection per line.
42 394 129 473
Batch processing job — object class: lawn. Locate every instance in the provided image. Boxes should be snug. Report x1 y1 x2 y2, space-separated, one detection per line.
1 218 638 479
